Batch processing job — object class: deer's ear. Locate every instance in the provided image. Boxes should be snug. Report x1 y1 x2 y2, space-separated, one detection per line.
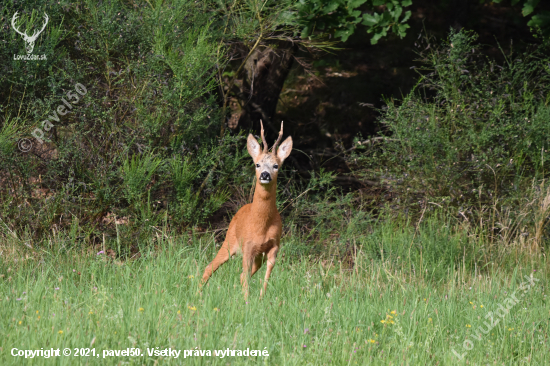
277 136 293 163
247 134 261 161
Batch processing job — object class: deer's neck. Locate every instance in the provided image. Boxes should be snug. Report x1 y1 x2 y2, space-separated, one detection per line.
250 180 278 220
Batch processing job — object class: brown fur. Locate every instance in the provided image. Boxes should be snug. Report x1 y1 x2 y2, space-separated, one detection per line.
201 122 292 299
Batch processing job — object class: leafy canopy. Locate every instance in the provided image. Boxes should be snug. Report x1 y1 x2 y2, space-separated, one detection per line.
295 0 412 43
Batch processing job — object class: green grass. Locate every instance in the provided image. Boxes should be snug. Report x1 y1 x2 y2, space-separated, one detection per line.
0 226 548 365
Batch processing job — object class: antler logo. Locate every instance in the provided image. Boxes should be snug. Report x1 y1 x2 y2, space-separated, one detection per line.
11 11 49 54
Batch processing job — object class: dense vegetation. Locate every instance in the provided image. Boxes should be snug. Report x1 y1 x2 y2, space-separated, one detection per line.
350 30 550 248
0 0 547 257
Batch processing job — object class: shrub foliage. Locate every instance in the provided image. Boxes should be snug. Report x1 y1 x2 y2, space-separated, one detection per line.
351 30 550 214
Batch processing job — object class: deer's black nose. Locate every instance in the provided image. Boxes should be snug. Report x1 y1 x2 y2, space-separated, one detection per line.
259 171 271 182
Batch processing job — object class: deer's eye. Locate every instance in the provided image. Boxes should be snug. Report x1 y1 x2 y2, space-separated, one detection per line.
273 164 279 169
256 164 260 168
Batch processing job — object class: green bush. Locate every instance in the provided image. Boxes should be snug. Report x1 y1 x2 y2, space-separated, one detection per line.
350 29 550 212
121 153 162 207
0 0 263 242
295 0 412 43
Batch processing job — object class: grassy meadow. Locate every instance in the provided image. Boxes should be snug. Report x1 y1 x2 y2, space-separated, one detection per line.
1 216 548 365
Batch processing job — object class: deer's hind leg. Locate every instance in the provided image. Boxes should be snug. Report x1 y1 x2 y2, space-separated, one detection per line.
250 255 264 277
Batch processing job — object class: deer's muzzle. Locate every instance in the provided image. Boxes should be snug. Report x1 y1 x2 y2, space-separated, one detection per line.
259 171 271 183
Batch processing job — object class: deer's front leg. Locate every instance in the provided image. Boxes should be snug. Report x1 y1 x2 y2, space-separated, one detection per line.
240 249 255 300
260 246 279 299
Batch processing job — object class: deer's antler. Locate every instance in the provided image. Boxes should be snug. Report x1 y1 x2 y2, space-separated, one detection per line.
11 12 49 41
11 12 27 38
272 121 284 153
260 119 268 153
29 13 49 41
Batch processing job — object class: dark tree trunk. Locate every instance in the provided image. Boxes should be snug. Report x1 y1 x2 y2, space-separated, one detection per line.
229 41 296 139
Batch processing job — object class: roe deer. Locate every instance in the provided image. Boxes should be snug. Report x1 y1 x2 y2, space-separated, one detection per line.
201 121 292 299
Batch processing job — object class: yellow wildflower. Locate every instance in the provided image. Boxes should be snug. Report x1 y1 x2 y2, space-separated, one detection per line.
89 311 93 315
480 305 484 308
469 302 473 305
428 318 432 322
177 310 181 314
214 307 219 311
466 324 471 328
18 321 22 325
390 310 396 315
367 339 376 344
188 275 194 279
380 320 386 324
58 330 63 334
188 306 197 311
138 307 144 312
